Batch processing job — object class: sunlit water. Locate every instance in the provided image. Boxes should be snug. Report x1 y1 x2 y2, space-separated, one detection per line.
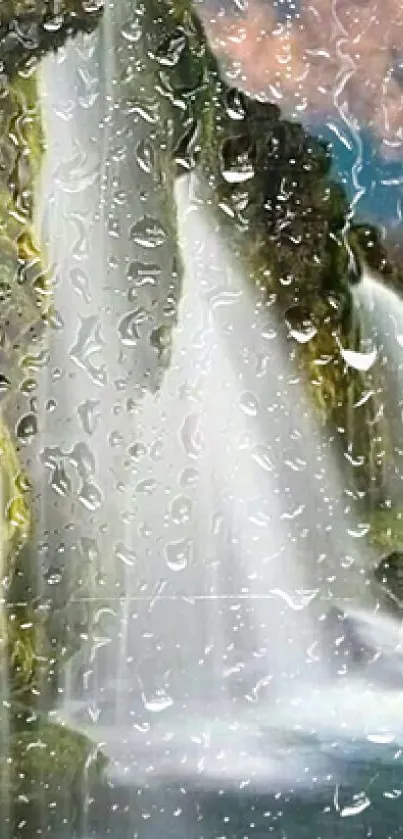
10 3 403 832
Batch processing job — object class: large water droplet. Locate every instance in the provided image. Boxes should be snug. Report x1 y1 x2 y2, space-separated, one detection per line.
16 413 38 443
128 442 147 461
121 17 142 43
340 345 377 372
78 480 103 511
142 690 173 713
170 495 191 524
118 308 147 346
165 538 192 572
130 216 167 249
239 391 259 417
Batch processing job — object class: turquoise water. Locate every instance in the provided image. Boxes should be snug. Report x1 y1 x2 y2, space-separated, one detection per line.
11 737 403 838
56 745 403 839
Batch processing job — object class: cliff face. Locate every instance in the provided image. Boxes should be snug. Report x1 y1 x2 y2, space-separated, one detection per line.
0 1 103 77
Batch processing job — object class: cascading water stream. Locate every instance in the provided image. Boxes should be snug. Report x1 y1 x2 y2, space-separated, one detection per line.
353 270 403 499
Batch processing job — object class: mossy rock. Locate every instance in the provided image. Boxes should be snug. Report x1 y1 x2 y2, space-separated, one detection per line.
374 549 403 609
0 708 108 836
368 506 403 551
0 2 103 79
0 417 30 571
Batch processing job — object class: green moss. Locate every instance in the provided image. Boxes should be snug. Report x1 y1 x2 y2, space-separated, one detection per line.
10 717 107 791
368 506 403 551
0 709 108 835
0 2 103 79
0 418 30 571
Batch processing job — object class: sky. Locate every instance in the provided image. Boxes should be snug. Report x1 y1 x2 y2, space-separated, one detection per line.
199 0 403 232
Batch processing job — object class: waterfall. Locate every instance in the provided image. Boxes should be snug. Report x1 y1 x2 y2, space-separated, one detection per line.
12 0 403 801
354 269 403 498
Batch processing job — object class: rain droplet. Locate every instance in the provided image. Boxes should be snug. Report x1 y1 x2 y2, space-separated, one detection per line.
16 413 38 443
0 374 11 396
340 345 377 372
180 413 204 458
70 316 106 387
130 216 167 249
109 431 124 448
135 139 154 174
127 260 160 285
69 442 96 480
135 479 157 495
51 465 71 497
288 323 317 344
239 391 259 417
251 444 274 472
118 308 147 346
143 690 173 713
44 568 63 587
78 400 101 436
78 480 103 511
170 495 191 524
180 467 199 487
165 538 192 572
70 266 91 303
20 377 37 395
121 17 142 43
128 442 147 461
115 543 136 568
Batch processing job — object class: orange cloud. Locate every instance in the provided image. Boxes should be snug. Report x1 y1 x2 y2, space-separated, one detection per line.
202 0 403 159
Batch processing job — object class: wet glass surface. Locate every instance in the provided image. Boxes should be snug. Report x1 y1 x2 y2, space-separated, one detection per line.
1 1 403 837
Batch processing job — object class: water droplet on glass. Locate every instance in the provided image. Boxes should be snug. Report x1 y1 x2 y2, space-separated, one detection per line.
251 444 274 472
165 538 192 572
180 467 199 487
78 400 101 436
135 479 157 495
69 442 96 480
70 316 106 387
109 431 124 448
180 413 204 458
239 391 259 417
170 495 191 524
340 345 377 372
288 323 317 344
115 543 136 568
128 442 147 461
78 480 103 511
51 465 71 497
118 308 147 346
0 374 10 396
121 17 142 43
70 266 91 303
44 568 63 587
130 216 167 249
16 413 38 443
135 139 154 174
143 690 173 713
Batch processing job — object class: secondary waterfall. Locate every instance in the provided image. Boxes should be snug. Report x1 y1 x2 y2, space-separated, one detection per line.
354 270 403 499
